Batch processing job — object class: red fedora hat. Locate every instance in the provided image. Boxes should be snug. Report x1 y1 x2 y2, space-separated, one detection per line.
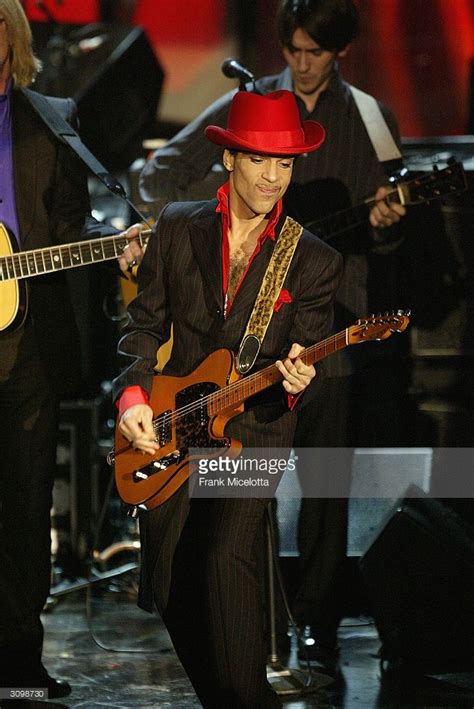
205 90 325 155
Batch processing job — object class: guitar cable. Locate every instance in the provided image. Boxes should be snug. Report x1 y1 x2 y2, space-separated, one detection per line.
266 504 323 689
84 461 339 675
84 465 167 654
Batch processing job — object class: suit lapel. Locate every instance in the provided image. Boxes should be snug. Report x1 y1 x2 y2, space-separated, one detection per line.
187 205 289 334
189 202 224 312
11 91 38 246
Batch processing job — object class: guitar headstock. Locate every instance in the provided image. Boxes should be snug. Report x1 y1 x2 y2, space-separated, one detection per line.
397 161 467 206
347 310 411 344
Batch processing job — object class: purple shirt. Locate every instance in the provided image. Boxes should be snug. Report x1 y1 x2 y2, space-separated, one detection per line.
0 79 20 244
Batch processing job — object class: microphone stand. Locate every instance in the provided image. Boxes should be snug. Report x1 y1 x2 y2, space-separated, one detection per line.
238 77 258 93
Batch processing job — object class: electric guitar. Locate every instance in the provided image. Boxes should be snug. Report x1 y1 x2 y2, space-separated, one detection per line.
111 311 410 512
0 161 466 334
0 224 151 333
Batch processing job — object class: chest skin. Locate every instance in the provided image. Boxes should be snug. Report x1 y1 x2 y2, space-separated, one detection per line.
226 228 262 309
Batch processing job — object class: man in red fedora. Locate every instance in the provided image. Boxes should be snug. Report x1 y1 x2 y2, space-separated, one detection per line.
113 89 342 707
139 0 409 676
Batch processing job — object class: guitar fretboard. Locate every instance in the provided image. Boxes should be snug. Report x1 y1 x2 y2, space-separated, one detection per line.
0 229 151 282
304 162 466 239
305 193 400 239
208 329 349 415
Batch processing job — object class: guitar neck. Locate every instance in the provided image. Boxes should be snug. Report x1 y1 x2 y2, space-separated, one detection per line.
208 329 348 415
0 228 151 282
305 186 404 240
303 161 466 239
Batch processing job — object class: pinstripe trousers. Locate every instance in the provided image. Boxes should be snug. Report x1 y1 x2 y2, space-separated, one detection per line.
148 491 280 708
138 406 295 708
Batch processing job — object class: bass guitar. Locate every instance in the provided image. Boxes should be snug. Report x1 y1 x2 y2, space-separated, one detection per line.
0 224 151 333
111 311 410 512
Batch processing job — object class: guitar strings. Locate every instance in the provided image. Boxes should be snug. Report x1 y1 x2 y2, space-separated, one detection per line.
150 328 349 433
111 316 404 454
0 229 152 281
303 166 461 234
149 315 403 435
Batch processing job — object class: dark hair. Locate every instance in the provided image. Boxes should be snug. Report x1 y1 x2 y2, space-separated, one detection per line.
277 0 359 53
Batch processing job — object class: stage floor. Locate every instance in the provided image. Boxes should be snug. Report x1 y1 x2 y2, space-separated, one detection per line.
15 580 472 708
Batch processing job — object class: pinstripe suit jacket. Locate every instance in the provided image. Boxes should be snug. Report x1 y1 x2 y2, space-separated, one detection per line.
113 198 342 446
113 198 342 615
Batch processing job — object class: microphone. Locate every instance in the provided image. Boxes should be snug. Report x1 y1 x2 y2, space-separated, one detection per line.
221 58 255 88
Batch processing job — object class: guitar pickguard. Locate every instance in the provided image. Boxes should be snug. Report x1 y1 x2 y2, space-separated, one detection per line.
131 382 230 486
175 381 229 450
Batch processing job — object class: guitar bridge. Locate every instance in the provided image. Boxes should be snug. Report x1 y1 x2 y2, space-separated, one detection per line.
133 450 183 482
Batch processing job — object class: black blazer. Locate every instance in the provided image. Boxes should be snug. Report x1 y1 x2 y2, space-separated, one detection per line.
7 89 115 396
113 199 343 442
114 199 342 614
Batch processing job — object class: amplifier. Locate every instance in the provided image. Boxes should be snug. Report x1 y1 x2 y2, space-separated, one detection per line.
360 486 474 673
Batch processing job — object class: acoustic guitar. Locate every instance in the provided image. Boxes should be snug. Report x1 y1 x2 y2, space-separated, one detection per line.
0 224 151 333
111 311 410 512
